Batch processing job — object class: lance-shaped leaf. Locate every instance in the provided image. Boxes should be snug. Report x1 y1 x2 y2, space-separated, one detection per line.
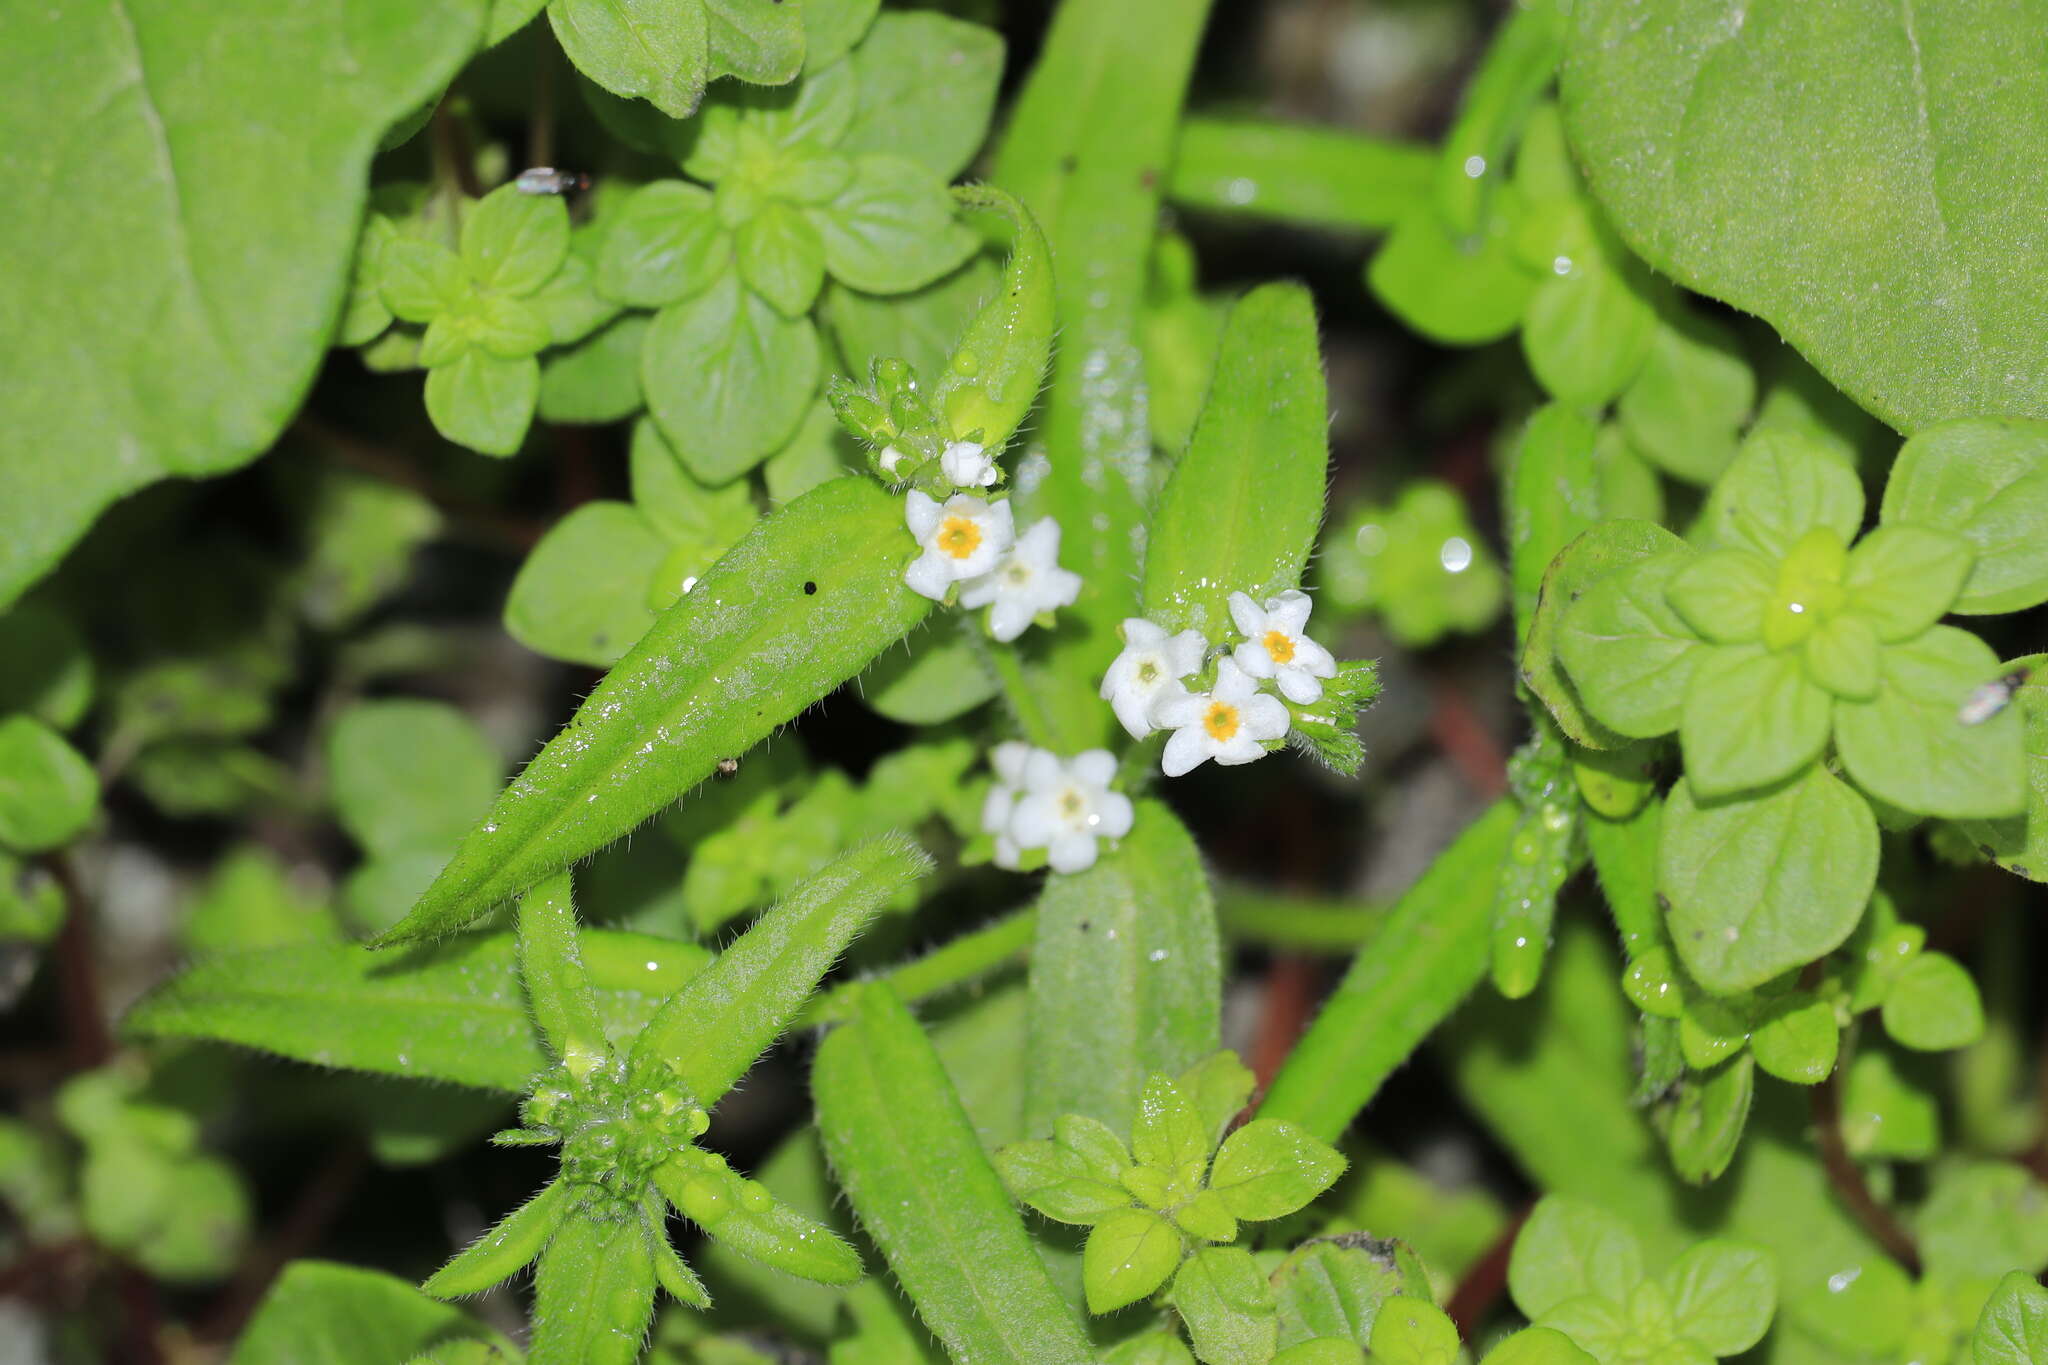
423 1177 574 1299
632 833 932 1102
814 984 1094 1364
652 1148 860 1285
124 929 710 1093
528 1207 657 1365
1142 282 1331 641
1167 118 1431 232
928 185 1054 455
516 872 609 1077
377 478 931 945
1027 801 1221 1134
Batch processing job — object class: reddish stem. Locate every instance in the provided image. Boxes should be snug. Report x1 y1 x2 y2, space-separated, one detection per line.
1811 1068 1922 1274
1446 1203 1531 1338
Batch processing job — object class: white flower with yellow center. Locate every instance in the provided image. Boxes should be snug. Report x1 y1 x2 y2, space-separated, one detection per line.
1008 748 1134 874
1099 617 1208 740
903 491 1014 601
959 518 1082 643
1228 589 1337 703
1155 658 1290 776
980 740 1033 869
940 440 998 489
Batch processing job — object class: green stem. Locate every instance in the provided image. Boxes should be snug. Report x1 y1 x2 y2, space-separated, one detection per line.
1215 888 1386 953
801 907 1037 1026
978 635 1065 752
1167 118 1432 231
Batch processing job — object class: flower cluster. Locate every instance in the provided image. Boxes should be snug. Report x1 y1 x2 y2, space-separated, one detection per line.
901 442 1081 643
980 742 1133 873
1101 590 1337 776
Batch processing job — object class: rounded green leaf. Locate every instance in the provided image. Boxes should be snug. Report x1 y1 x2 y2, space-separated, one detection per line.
1702 431 1864 562
1207 1119 1345 1224
1882 418 2048 613
992 1140 1132 1226
550 0 709 120
1917 1160 2048 1280
1522 260 1657 407
1802 614 1880 701
805 0 878 71
1841 524 1974 642
703 0 802 85
859 625 999 725
1617 307 1754 484
1167 1245 1277 1365
1662 1240 1776 1356
1084 1208 1183 1314
810 155 975 296
1678 644 1831 799
538 313 650 425
1368 200 1535 346
1481 1327 1597 1365
460 183 569 296
1367 1297 1459 1365
504 501 667 667
1665 550 1771 646
842 11 1004 180
1556 549 1705 739
1881 950 1985 1051
1835 625 2026 820
643 272 820 483
327 699 500 858
1660 763 1878 993
1521 519 1687 748
598 181 729 308
1662 1054 1755 1185
737 202 827 317
0 716 98 854
1748 992 1838 1085
1508 1196 1643 1320
423 350 538 457
1974 1270 2048 1365
0 601 94 731
1839 1043 1940 1160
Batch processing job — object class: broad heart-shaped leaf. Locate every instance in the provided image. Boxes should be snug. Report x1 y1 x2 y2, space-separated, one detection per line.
529 1206 658 1364
631 833 931 1103
1207 1119 1345 1223
1026 801 1221 1135
0 0 482 611
327 699 501 860
1881 417 2048 614
424 350 539 457
1556 548 1704 739
1975 1271 2048 1365
1563 0 2048 433
1841 524 1974 643
230 1260 511 1365
550 0 708 120
1882 950 1985 1051
597 180 729 309
813 985 1096 1364
123 926 711 1092
1167 1246 1278 1365
1141 282 1330 640
504 501 668 667
0 716 98 854
377 477 928 943
1522 519 1688 749
1660 763 1878 993
1617 305 1754 485
1661 1240 1776 1356
1702 431 1864 562
1083 1207 1184 1314
842 12 1004 180
1677 644 1831 799
1835 625 2024 819
1508 1196 1643 1321
809 156 975 297
643 271 820 483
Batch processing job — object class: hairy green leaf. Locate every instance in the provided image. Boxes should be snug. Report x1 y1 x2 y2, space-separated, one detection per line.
550 0 708 120
1556 550 1703 740
1975 1270 2048 1365
1881 417 2048 613
231 1260 510 1365
528 1209 656 1365
1169 1245 1278 1365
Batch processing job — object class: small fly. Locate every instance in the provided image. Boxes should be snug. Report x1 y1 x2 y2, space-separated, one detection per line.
515 167 591 196
1959 667 2032 726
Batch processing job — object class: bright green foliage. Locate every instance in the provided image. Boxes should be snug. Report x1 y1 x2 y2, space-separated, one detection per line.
1882 418 2048 613
840 11 1004 180
0 715 99 853
1624 946 1838 1086
56 1066 252 1283
1317 482 1506 649
1521 520 1686 750
814 984 1096 1365
1974 1272 2048 1365
232 1261 511 1365
0 0 483 611
997 1049 1342 1327
182 846 341 956
1366 1298 1457 1365
1563 0 2048 432
1168 120 1430 232
1268 1234 1432 1357
1508 1197 1776 1365
549 0 802 121
1490 722 1582 999
1505 404 1662 642
0 600 96 730
379 477 928 944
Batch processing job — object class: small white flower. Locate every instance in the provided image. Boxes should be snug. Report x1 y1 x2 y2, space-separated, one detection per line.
940 440 998 489
1156 658 1291 777
878 445 908 477
959 518 1082 643
1009 748 1134 874
981 740 1033 869
1229 589 1337 703
1099 617 1208 740
904 491 1014 600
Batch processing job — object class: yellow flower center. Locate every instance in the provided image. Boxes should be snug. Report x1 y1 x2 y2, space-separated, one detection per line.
1203 701 1241 742
937 515 982 560
1263 629 1297 665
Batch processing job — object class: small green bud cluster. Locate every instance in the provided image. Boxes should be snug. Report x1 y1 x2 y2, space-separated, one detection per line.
828 356 993 495
508 1058 711 1216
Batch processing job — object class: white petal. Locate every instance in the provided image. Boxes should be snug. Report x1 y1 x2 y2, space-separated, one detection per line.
1111 687 1157 740
1161 726 1211 777
1276 666 1323 704
1021 749 1063 791
879 446 907 476
1041 566 1083 612
903 552 953 600
1122 617 1168 648
1101 654 1134 702
1070 750 1118 787
1010 792 1061 847
957 570 1000 608
941 440 993 488
1213 735 1268 766
986 596 1034 642
1243 692 1292 740
954 540 1005 580
1013 517 1061 567
1152 688 1205 729
980 787 1014 835
1269 589 1314 633
1227 591 1265 638
1165 630 1208 676
1046 833 1099 874
992 835 1022 869
1293 635 1338 678
1232 640 1276 679
1212 657 1257 703
1095 791 1135 839
986 498 1016 542
904 489 942 538
991 741 1032 784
